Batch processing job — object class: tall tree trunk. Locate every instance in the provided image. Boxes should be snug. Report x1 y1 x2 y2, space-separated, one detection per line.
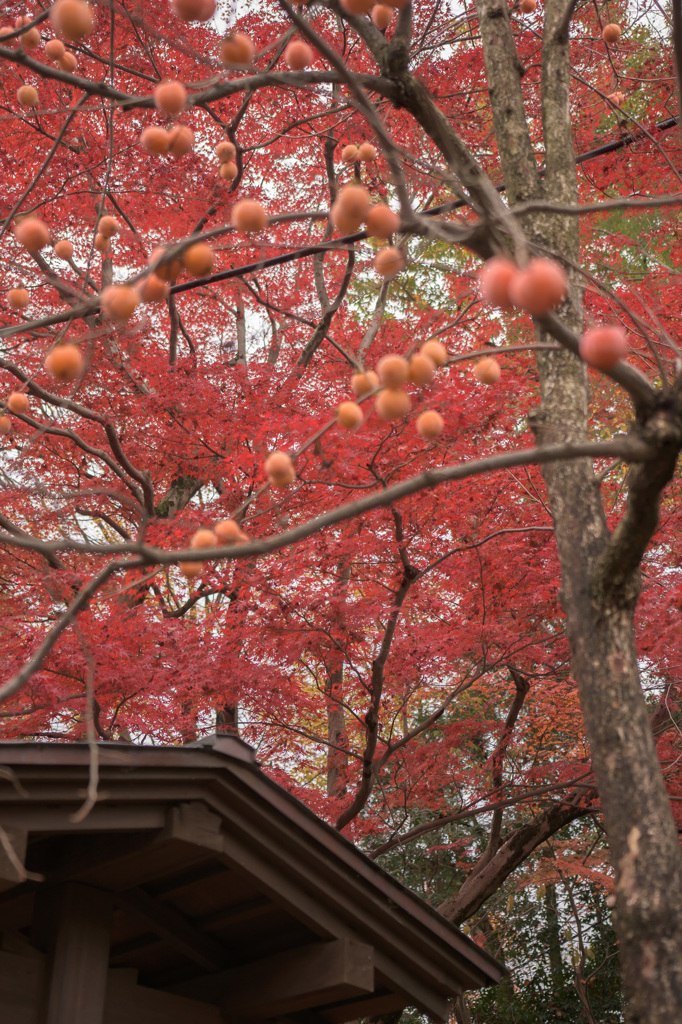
216 702 239 735
326 660 347 798
235 294 246 366
327 558 352 798
471 0 682 1018
544 883 563 987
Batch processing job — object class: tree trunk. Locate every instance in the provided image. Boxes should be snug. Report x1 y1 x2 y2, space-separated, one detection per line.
472 0 682 1018
216 702 239 735
544 883 562 985
327 559 351 798
326 662 347 798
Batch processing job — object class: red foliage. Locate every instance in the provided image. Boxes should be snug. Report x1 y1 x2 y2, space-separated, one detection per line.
0 0 679 892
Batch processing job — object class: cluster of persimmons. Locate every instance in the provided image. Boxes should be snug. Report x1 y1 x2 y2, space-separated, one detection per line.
3 0 630 576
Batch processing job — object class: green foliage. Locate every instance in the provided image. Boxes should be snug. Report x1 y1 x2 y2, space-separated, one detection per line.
374 816 622 1024
469 880 622 1024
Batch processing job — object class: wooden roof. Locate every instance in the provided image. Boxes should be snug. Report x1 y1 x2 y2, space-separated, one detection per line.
0 737 505 1023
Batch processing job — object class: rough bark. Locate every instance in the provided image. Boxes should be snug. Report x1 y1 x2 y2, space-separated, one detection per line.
345 17 682 1002
467 0 682 1017
216 702 239 735
438 792 589 923
154 473 203 518
235 295 247 366
349 0 682 1010
545 883 563 984
475 667 530 871
326 662 348 799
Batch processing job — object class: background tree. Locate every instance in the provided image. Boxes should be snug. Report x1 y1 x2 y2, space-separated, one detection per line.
0 0 681 1021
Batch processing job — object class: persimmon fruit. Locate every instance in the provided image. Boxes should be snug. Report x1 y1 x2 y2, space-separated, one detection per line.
98 215 119 238
94 233 110 253
409 352 436 387
371 4 393 28
337 401 364 430
231 199 267 233
138 273 169 302
140 126 170 154
100 285 139 322
7 392 29 414
8 288 29 310
474 357 502 384
168 125 194 157
337 184 370 223
0 416 10 435
375 388 411 421
216 140 236 162
221 33 254 64
54 238 73 260
365 203 400 239
374 246 405 279
265 451 296 486
215 519 242 544
173 0 215 20
44 343 83 381
51 0 94 40
219 161 238 181
377 353 409 389
351 370 379 396
602 23 621 43
180 560 204 578
509 258 568 317
341 144 359 163
15 217 50 251
45 38 66 60
579 326 628 369
417 410 444 439
58 51 77 72
154 80 187 115
16 18 40 48
190 528 218 550
420 338 447 367
17 85 39 107
478 256 516 310
330 201 359 235
519 0 536 11
341 0 374 13
285 40 313 70
150 247 182 282
183 242 214 277
358 142 377 162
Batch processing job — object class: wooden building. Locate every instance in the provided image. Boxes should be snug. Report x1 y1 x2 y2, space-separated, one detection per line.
0 736 505 1023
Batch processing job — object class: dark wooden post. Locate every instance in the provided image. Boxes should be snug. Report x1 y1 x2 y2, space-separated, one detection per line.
43 882 112 1024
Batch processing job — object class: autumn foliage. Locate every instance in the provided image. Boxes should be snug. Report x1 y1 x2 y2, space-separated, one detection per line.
1 0 682 1015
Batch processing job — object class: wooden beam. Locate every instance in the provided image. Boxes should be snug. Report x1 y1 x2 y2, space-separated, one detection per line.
170 939 374 1017
0 804 166 832
44 883 113 1024
182 819 452 1021
115 886 226 972
199 894 272 930
164 802 224 853
29 831 166 888
228 938 374 1017
104 968 222 1024
312 991 405 1023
